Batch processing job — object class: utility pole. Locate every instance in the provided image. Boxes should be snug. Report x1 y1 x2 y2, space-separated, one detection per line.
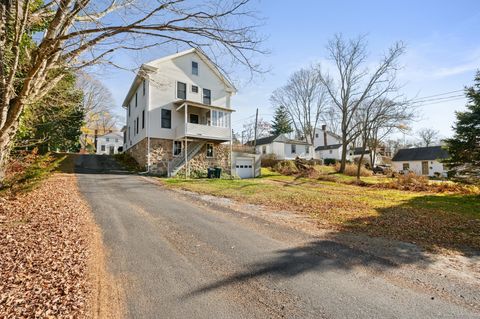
253 108 259 148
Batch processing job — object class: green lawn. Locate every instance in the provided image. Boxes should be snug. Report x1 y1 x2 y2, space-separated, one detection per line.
162 168 480 255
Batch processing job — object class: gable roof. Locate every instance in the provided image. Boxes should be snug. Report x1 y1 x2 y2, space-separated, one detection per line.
98 132 123 139
247 134 311 146
146 48 236 92
392 146 449 162
315 143 343 151
315 127 342 141
352 147 371 155
247 135 279 146
122 48 236 108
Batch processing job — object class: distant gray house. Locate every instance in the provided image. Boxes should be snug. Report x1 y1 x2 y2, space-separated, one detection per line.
391 146 449 177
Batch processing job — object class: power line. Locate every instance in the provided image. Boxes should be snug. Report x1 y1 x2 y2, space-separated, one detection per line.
411 89 464 101
412 94 465 104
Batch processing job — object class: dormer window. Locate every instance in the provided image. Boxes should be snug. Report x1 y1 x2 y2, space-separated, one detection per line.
192 61 198 75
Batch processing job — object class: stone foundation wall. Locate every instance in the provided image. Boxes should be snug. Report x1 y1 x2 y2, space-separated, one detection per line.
126 138 173 175
126 138 230 177
178 143 230 177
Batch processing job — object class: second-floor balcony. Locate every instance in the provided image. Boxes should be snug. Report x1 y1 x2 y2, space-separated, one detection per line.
174 100 234 141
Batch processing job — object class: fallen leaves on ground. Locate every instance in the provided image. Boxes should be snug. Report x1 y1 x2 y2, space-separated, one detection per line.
0 174 94 318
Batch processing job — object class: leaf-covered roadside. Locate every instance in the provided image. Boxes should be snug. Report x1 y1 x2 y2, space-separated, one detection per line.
0 174 96 318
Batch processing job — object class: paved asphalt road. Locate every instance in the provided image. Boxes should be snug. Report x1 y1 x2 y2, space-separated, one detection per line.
75 155 479 319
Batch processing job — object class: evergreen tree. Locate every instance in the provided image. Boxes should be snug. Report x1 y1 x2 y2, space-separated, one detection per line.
16 72 85 153
444 71 480 180
270 105 293 135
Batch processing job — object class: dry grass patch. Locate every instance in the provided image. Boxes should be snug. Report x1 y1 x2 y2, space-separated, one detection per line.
162 169 480 255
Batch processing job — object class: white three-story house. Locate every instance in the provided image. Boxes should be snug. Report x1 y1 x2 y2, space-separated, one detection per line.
122 49 236 176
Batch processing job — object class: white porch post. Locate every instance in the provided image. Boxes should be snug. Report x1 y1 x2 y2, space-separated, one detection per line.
184 103 188 179
230 113 233 177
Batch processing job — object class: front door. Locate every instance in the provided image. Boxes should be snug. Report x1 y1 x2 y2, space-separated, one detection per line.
421 161 429 175
189 114 199 124
109 146 115 155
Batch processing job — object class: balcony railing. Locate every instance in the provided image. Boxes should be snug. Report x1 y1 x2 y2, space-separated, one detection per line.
176 122 230 141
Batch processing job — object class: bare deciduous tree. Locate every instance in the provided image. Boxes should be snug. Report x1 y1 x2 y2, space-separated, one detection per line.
0 0 264 182
242 117 271 144
353 98 414 180
77 73 121 150
417 128 440 147
317 34 406 173
270 68 327 144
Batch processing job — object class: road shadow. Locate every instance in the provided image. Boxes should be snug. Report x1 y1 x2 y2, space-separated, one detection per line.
183 237 422 298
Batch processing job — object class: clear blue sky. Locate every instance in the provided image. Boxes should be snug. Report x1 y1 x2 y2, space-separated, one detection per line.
100 0 480 141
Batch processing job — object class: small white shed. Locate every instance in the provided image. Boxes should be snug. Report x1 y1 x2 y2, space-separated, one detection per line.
391 146 449 177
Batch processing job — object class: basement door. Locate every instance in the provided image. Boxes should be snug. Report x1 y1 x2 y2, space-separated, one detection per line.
235 158 254 179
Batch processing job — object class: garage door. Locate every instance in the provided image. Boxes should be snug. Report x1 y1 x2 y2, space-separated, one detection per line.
235 158 254 179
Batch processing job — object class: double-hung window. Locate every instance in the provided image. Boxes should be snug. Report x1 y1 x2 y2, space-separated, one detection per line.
135 92 138 108
192 61 199 75
142 110 145 129
291 144 296 154
136 116 139 134
177 81 187 99
203 88 211 105
306 145 309 154
161 109 171 129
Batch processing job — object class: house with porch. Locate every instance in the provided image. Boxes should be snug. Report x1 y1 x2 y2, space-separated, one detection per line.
123 48 247 177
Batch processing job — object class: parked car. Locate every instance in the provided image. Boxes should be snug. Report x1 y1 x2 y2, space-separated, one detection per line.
372 165 390 175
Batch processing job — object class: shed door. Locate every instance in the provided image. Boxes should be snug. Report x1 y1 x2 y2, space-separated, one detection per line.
421 161 429 175
235 158 254 179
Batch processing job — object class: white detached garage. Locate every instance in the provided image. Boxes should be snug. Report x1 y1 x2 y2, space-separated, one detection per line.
232 152 261 179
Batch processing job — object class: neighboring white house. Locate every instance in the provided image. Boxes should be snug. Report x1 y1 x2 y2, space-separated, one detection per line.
252 134 314 160
391 146 449 177
313 125 347 161
349 147 384 166
122 48 258 178
96 132 123 155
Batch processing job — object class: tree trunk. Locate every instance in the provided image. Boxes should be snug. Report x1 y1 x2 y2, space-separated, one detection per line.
0 133 12 186
339 137 348 173
356 152 366 182
356 139 368 181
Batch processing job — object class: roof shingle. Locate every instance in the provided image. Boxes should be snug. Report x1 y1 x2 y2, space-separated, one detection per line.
392 146 449 162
